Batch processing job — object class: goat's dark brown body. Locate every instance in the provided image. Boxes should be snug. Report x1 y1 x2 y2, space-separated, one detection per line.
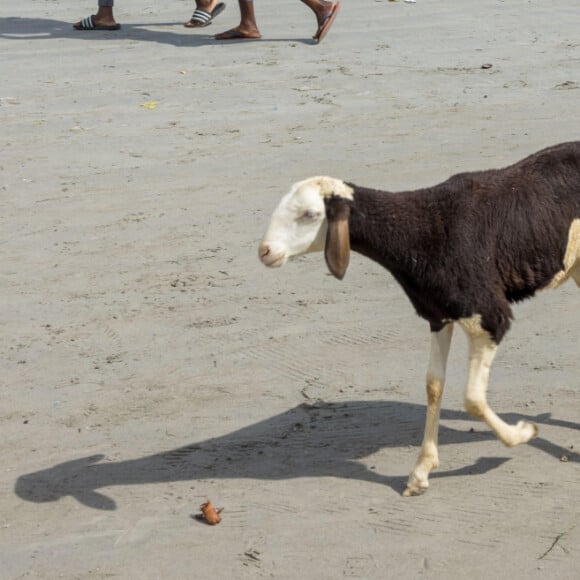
339 142 580 343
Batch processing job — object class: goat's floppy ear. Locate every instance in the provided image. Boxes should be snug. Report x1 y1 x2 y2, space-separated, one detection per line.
324 196 351 280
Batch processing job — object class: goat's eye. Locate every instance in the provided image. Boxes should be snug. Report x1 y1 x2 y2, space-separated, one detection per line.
299 210 319 221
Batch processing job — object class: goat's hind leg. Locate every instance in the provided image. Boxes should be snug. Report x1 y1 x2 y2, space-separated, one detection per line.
567 223 580 286
572 263 580 287
404 324 454 497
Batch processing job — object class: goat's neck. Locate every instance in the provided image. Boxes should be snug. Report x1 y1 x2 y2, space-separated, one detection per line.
347 185 437 275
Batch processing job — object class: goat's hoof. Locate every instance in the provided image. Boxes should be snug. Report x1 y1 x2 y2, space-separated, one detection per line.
504 421 538 447
518 420 538 442
402 481 428 497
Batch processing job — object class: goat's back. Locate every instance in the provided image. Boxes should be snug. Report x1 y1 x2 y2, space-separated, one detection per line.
437 142 580 302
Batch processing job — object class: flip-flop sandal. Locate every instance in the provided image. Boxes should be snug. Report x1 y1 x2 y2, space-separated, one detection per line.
73 15 121 31
313 0 341 44
214 28 261 40
185 2 226 28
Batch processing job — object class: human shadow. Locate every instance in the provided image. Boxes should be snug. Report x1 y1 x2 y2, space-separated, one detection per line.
14 400 577 511
0 17 311 47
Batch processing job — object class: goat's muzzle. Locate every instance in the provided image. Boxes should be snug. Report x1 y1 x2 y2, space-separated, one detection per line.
258 242 286 268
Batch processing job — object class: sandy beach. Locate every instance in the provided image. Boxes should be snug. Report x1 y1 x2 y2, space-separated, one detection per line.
1 0 579 578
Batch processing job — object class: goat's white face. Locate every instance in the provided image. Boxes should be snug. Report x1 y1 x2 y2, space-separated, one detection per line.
259 177 353 269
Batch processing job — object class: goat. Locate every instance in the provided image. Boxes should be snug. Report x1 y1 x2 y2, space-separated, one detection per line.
258 141 580 496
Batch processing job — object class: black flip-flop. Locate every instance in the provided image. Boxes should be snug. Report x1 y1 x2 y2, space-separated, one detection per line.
214 28 261 41
185 2 226 28
73 15 121 31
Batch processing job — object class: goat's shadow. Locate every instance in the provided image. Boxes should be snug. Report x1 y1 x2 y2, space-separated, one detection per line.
15 401 578 511
0 17 310 46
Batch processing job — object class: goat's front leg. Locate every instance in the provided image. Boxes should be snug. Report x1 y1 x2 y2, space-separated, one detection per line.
403 324 453 497
464 332 537 446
